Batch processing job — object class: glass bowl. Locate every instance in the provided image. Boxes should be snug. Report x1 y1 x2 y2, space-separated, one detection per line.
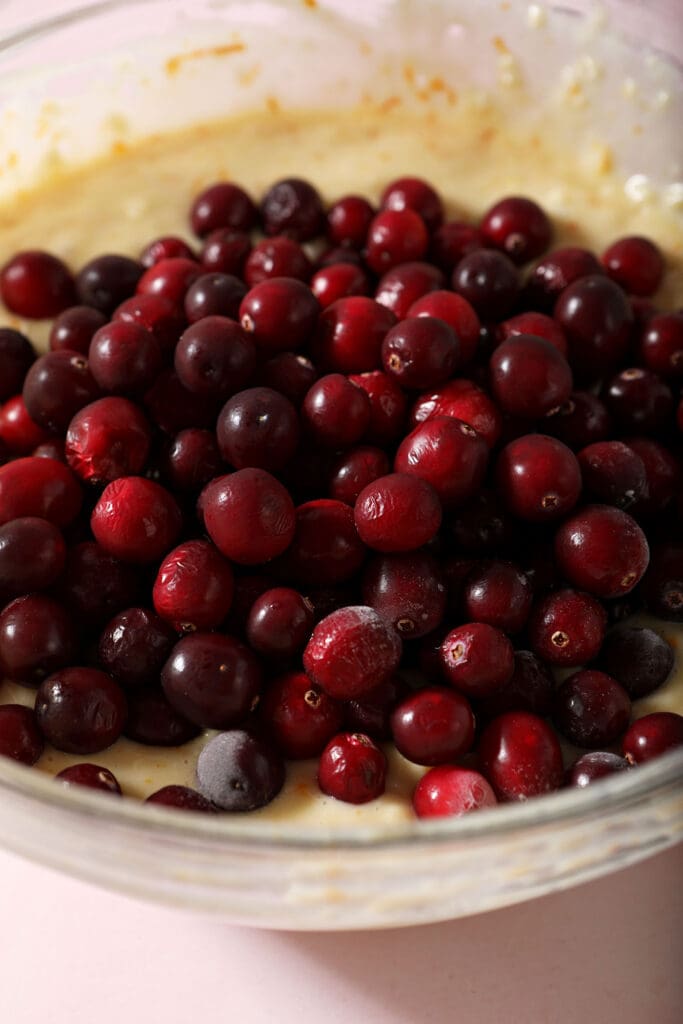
0 0 682 929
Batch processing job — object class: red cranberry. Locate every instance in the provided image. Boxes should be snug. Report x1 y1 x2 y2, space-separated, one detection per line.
201 228 251 277
327 194 375 248
65 397 151 483
311 262 370 307
602 367 673 434
413 766 497 819
440 623 514 697
77 254 143 314
497 311 568 356
408 290 481 365
0 705 44 765
162 632 261 729
260 177 324 241
344 675 406 740
57 541 142 628
381 316 459 389
318 731 387 803
302 374 371 448
222 573 277 635
0 517 66 599
640 312 683 380
554 669 631 748
244 236 311 286
161 428 224 492
410 379 502 450
477 650 554 719
623 712 683 764
0 594 78 685
174 316 255 398
365 208 429 273
276 499 366 586
314 297 396 374
1 250 76 318
36 666 127 754
196 729 285 811
140 235 196 267
144 369 220 434
597 625 674 699
240 277 319 354
202 468 295 565
578 440 648 510
246 587 314 660
601 235 664 296
544 391 612 450
479 710 564 800
260 671 343 758
0 328 36 400
124 688 200 746
56 763 122 794
184 272 246 322
304 605 401 700
452 249 519 321
33 439 66 462
568 751 630 787
525 246 604 311
91 476 181 564
354 473 441 553
0 395 51 454
528 588 607 666
554 275 634 379
362 550 446 640
462 561 532 635
496 434 581 522
490 335 572 418
0 457 82 527
88 321 162 396
375 262 444 319
23 350 101 433
190 181 257 236
641 543 683 621
430 220 485 273
136 257 201 306
329 446 390 505
153 539 234 633
380 176 444 231
625 438 679 516
554 504 649 598
98 607 175 690
217 386 299 471
347 371 407 444
49 306 107 355
480 195 552 264
391 686 474 766
113 294 185 360
395 416 488 507
258 352 317 405
146 785 217 812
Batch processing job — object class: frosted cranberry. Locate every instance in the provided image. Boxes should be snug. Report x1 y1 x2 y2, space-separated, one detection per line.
462 561 532 635
597 625 674 699
525 246 604 311
326 194 375 248
477 650 554 719
0 517 65 599
479 710 564 801
246 587 313 660
240 277 319 354
162 632 261 729
140 235 196 267
162 428 224 492
602 235 664 296
48 306 106 356
0 457 82 527
362 550 446 640
91 477 181 564
344 675 406 740
318 731 386 803
311 262 369 307
190 182 257 236
413 766 497 819
0 395 50 454
277 499 366 586
554 275 633 379
365 208 429 274
544 391 612 451
642 544 683 621
554 669 631 748
98 607 175 690
77 254 143 314
490 335 572 418
497 312 568 356
354 473 441 553
480 196 552 264
124 688 200 746
603 367 673 434
430 221 485 273
36 667 126 754
183 272 245 323
440 623 514 698
174 317 255 399
381 316 459 390
260 671 343 758
153 539 234 633
410 379 502 450
58 542 142 628
375 262 444 319
56 763 122 794
146 785 217 812
144 369 219 434
0 594 77 685
329 446 390 505
496 434 581 522
302 374 370 448
452 250 519 321
65 397 151 483
554 505 649 598
197 729 284 811
391 686 474 767
315 297 396 373
136 257 201 307
347 371 406 444
304 606 401 700
217 386 299 471
244 236 311 286
0 705 43 765
395 416 488 507
113 294 184 361
640 313 683 379
625 438 679 515
529 588 607 666
88 321 162 395
449 490 514 556
578 441 648 510
202 468 295 565
1 250 76 318
258 352 317 405
201 228 251 277
23 350 101 433
261 177 324 241
623 712 683 764
568 751 630 787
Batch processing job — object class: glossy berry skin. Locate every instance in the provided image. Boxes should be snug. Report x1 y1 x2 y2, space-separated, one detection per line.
97 607 175 690
260 671 343 758
91 476 182 565
49 306 107 355
544 391 612 451
554 505 649 598
410 379 502 450
348 371 407 445
88 321 163 396
314 297 397 374
112 294 184 360
36 667 127 754
381 316 459 389
202 468 295 566
303 605 402 700
153 539 234 633
217 386 299 472
526 246 604 310
452 249 519 321
622 712 683 764
258 352 317 405
0 594 78 685
408 290 481 365
413 766 497 819
277 499 366 587
495 434 581 522
395 416 489 508
260 177 325 241
577 441 648 511
440 623 514 698
354 473 442 553
553 669 631 748
161 428 224 493
344 675 406 741
554 275 633 379
430 221 485 273
1 250 76 318
626 439 679 517
0 517 66 599
0 457 82 528
380 176 444 231
326 194 375 248
201 228 251 277
365 209 429 274
23 350 101 433
489 335 572 418
184 272 246 322
601 235 664 296
568 751 630 787
311 262 370 307
57 541 142 629
477 650 554 720
162 632 262 729
136 256 201 306
244 236 311 286
140 235 196 267
0 328 36 399
124 688 200 746
391 686 474 766
77 254 144 314
302 374 371 449
640 313 683 380
329 446 390 505
497 311 568 356
174 316 255 398
55 763 122 794
602 367 673 435
318 732 387 804
597 625 674 699
362 551 446 640
146 785 217 812
196 729 285 811
0 705 44 765
65 397 151 483
246 588 314 660
190 181 257 236
462 561 532 635
528 588 607 667
375 262 444 319
480 195 552 264
479 711 564 801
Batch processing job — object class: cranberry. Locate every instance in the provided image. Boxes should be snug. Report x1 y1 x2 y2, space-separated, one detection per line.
58 541 142 629
36 667 126 754
201 228 251 277
525 246 604 311
48 306 106 356
124 688 200 746
329 446 390 505
302 374 371 448
528 588 607 666
381 316 460 390
554 275 633 379
410 379 502 450
136 256 201 307
602 367 673 434
623 712 683 764
364 208 429 274
0 517 66 599
601 235 664 296
33 439 66 462
91 476 181 564
568 751 630 787
0 457 82 527
113 294 184 360
391 686 474 766
23 350 101 433
318 731 386 803
477 650 554 719
327 194 375 248
553 669 631 747
0 328 36 399
98 607 175 690
77 254 143 314
174 316 255 398
0 395 51 454
440 623 514 697
1 250 76 318
452 249 519 321
640 312 683 380
88 321 163 396
245 588 313 661
244 236 311 286
642 544 683 621
344 675 406 740
217 386 299 471
554 504 649 598
379 175 441 228
449 490 514 556
277 499 366 586
315 296 396 373
354 473 441 553
598 625 674 699
0 594 77 685
65 397 151 483
240 277 319 354
190 181 257 236
375 262 444 319
140 235 196 267
408 291 481 365
196 729 285 810
153 539 234 633
479 710 563 801
544 391 612 450
162 632 261 729
202 468 295 565
430 221 485 273
496 434 581 522
303 605 401 700
183 272 245 323
626 438 679 516
413 766 497 818
56 763 122 794
578 441 648 510
362 550 446 639
497 311 568 356
0 705 44 765
310 262 368 308
490 335 572 419
462 561 532 635
146 785 217 812
395 416 488 507
260 177 324 241
161 428 224 492
144 369 220 434
258 352 317 405
347 371 407 444
480 196 552 264
260 671 343 758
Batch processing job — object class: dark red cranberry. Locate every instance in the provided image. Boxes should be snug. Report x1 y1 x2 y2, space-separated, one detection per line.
314 296 396 373
33 439 66 462
329 446 390 505
480 195 552 264
260 177 324 241
240 277 319 354
327 194 375 248
65 397 151 483
380 176 443 231
260 671 343 758
140 235 196 267
0 457 82 527
528 588 607 666
77 254 143 314
0 328 36 399
496 434 581 522
640 312 683 380
544 391 612 450
201 228 251 277
98 606 175 690
0 517 66 599
354 473 441 553
196 729 284 810
554 669 631 748
477 650 554 719
344 676 406 740
601 235 664 296
317 246 365 269
302 374 370 448
183 272 245 322
497 311 568 355
440 623 514 697
568 751 630 787
36 667 126 754
462 561 532 635
162 632 261 729
161 428 224 492
554 504 649 598
190 182 257 236
91 476 181 564
365 208 429 273
381 316 459 389
452 249 519 321
58 541 142 628
430 221 485 273
362 550 446 640
395 416 488 507
347 371 406 444
413 766 497 818
374 262 445 319
408 290 481 364
449 490 514 556
113 294 185 361
625 438 679 516
136 256 202 307
623 712 683 764
410 379 502 450
0 395 51 454
23 350 101 433
246 588 314 660
479 710 564 800
490 335 572 418
146 785 217 812
144 369 220 434
578 441 648 510
391 685 474 766
554 275 633 379
153 539 234 633
0 705 44 765
217 386 299 471
318 731 386 803
276 499 366 586
641 544 683 621
1 250 76 318
88 321 162 396
258 352 317 405
303 605 401 700
56 763 122 794
48 306 107 356
174 316 255 398
124 688 200 746
0 594 77 685
244 236 312 287
602 367 673 434
597 625 674 699
202 468 295 565
525 246 604 311
311 262 370 307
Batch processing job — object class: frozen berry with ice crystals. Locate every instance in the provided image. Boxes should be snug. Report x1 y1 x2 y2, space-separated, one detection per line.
413 766 497 819
260 177 324 241
395 416 488 507
91 476 181 564
36 667 127 754
554 505 649 598
440 623 514 698
391 686 474 766
0 705 44 765
303 605 402 700
153 538 234 633
490 335 572 418
480 195 552 265
318 732 387 804
201 468 295 565
528 588 607 667
479 710 564 801
597 625 674 699
65 397 152 483
1 250 76 318
495 434 581 522
354 473 442 553
98 607 175 690
260 671 343 759
197 729 285 811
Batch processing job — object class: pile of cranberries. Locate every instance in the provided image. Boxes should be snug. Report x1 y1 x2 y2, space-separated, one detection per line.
0 175 682 821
